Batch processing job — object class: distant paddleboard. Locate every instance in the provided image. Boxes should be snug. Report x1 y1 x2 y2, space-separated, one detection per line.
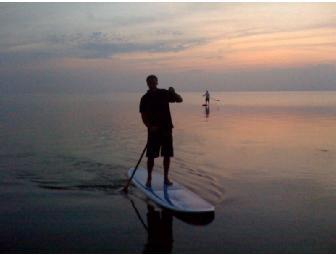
128 168 214 213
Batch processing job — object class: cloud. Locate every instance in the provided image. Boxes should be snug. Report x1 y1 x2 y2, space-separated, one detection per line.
0 49 57 65
1 3 336 93
77 35 207 59
0 30 208 65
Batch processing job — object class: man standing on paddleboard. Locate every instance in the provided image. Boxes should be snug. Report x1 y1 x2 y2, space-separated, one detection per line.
140 75 183 188
203 90 210 106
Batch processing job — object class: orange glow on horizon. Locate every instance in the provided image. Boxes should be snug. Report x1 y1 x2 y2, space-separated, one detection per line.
111 24 336 72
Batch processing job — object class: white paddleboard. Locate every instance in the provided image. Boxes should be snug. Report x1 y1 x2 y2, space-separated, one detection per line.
128 168 214 213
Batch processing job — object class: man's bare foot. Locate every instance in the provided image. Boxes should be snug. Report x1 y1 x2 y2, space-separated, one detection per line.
146 179 152 188
164 179 173 186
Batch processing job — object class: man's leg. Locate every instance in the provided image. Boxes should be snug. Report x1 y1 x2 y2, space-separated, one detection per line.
161 128 173 185
147 127 160 188
163 156 173 185
146 157 154 187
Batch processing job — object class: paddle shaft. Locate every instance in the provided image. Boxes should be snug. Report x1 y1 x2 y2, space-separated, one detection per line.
211 96 220 101
123 144 147 192
130 199 148 232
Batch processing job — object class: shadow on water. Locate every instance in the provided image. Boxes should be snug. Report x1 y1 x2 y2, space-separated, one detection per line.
129 198 214 253
173 210 215 226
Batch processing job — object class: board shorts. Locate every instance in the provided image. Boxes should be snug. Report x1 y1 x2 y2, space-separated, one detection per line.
146 128 173 158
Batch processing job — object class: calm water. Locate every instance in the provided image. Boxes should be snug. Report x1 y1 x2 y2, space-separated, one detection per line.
1 91 336 253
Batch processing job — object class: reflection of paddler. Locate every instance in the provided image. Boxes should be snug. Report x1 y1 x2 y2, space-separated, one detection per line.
130 199 213 254
205 104 210 119
143 205 173 253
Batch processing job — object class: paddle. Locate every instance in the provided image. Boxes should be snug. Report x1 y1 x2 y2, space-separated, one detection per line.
122 144 147 193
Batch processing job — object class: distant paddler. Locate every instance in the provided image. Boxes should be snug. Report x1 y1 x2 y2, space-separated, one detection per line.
203 90 210 106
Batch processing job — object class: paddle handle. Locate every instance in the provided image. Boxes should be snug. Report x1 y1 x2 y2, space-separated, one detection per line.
123 144 147 192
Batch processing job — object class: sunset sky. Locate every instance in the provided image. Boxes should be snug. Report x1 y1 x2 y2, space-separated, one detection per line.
1 3 336 93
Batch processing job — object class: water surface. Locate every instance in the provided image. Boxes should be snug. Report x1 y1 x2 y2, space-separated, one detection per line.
1 91 336 253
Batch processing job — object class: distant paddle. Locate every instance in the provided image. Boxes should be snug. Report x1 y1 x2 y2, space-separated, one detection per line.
211 97 220 101
122 144 147 193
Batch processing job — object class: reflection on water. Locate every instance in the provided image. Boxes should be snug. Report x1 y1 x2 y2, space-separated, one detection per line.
172 91 336 195
2 91 336 203
204 104 210 120
130 199 215 254
144 204 173 253
1 91 336 252
130 200 173 253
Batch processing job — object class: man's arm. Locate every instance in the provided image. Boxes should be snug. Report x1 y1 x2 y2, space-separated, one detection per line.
141 112 150 128
141 112 159 132
168 87 183 103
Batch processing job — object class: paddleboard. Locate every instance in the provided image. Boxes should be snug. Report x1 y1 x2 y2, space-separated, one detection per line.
128 168 214 213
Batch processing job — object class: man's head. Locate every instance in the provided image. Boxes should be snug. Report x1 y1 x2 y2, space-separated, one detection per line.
146 75 158 90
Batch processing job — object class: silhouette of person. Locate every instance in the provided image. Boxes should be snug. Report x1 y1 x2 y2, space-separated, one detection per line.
203 90 210 106
143 205 173 253
140 75 183 188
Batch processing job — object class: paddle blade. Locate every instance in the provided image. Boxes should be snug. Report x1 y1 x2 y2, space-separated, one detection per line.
122 185 129 193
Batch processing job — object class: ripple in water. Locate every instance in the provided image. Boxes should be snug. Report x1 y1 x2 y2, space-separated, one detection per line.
1 151 224 201
0 152 128 195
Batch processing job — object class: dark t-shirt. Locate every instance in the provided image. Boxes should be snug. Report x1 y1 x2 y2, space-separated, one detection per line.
140 89 178 129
